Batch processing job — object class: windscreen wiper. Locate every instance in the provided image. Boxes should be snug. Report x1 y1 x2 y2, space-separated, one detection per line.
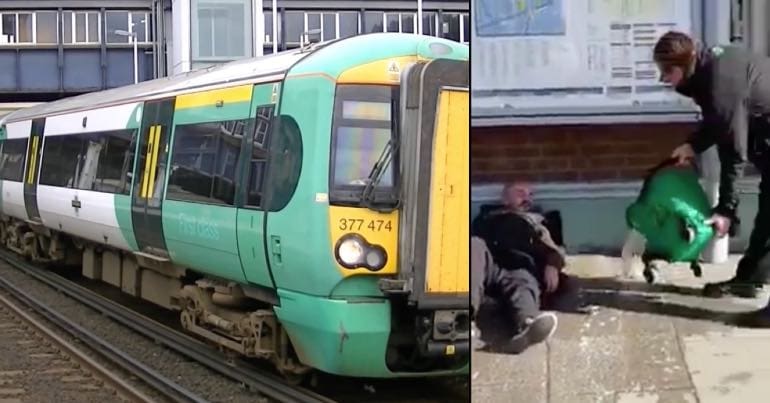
360 137 399 212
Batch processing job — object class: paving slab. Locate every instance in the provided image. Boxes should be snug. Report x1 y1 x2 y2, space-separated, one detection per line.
472 254 770 403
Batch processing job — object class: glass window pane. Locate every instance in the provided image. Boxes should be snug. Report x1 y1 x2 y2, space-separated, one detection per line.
322 13 335 41
385 14 399 32
36 12 58 44
198 8 212 57
364 11 382 33
88 12 99 42
264 11 273 43
75 13 86 42
63 11 72 43
285 11 303 44
106 11 129 43
212 8 231 56
193 0 250 58
132 12 147 42
18 13 33 43
463 13 469 42
307 13 320 31
339 12 358 38
442 13 461 42
402 14 415 33
422 12 436 36
1 14 15 39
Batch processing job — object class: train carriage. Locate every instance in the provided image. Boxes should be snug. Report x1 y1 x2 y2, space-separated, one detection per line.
0 33 469 379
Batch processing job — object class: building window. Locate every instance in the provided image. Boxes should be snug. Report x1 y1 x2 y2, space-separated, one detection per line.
384 12 416 33
36 11 58 44
0 12 33 44
63 11 100 44
263 10 280 48
192 0 252 61
422 12 438 36
339 12 359 38
462 13 469 43
284 11 304 46
105 11 151 44
441 13 462 42
364 11 383 33
280 11 359 48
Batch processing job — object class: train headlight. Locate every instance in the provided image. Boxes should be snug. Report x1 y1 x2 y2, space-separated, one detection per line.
365 246 387 271
337 236 365 266
334 234 388 271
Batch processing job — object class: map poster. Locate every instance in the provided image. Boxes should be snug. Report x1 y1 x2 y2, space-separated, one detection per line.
472 0 697 113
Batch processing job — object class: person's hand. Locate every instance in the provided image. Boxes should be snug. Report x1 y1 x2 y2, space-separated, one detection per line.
544 265 560 293
705 214 731 237
671 143 695 165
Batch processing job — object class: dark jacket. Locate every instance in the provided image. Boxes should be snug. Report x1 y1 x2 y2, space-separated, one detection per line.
676 45 770 219
471 208 565 281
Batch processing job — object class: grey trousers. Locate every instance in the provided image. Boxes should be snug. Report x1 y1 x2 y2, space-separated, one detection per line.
471 237 540 343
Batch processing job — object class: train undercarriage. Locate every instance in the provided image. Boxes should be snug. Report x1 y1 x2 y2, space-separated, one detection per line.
0 215 311 380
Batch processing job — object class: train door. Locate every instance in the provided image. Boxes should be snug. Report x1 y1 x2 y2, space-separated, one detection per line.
131 98 175 257
397 59 469 309
236 82 280 293
23 118 45 222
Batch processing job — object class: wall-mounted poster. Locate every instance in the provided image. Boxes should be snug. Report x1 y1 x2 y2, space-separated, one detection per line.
472 0 699 118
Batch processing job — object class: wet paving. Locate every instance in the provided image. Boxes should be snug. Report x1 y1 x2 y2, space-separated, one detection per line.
472 255 770 403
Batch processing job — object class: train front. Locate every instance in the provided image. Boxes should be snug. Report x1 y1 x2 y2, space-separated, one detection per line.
287 34 469 377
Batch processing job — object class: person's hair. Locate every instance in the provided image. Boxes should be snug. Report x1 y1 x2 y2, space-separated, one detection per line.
653 31 696 72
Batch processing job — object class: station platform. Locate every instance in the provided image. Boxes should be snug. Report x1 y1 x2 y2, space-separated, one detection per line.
472 255 770 403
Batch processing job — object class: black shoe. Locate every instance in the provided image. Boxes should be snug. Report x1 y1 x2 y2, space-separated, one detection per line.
501 312 558 354
703 279 760 298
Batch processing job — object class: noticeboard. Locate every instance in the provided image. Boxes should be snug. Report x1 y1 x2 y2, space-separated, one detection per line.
471 0 702 123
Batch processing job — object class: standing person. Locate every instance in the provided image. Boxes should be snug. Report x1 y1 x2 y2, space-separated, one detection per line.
655 30 770 298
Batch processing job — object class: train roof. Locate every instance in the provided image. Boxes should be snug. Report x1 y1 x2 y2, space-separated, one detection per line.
2 33 468 124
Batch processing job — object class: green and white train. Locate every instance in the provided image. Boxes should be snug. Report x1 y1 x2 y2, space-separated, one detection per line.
0 33 469 379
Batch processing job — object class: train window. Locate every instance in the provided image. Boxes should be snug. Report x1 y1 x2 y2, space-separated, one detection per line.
39 135 85 188
244 105 274 208
39 129 135 194
0 139 28 182
265 115 302 212
330 85 398 196
91 130 135 195
168 118 250 206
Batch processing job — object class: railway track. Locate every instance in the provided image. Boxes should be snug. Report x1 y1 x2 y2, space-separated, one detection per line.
0 275 204 403
0 248 335 403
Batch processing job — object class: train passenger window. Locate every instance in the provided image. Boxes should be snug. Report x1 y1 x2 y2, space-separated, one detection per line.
244 105 274 208
39 135 84 188
39 129 135 195
91 130 135 195
0 138 28 182
265 115 302 212
167 118 250 206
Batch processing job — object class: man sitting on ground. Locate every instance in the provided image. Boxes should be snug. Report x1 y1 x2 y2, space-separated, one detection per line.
473 181 570 306
472 236 557 353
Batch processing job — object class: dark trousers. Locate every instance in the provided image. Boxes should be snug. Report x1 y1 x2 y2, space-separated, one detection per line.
736 172 770 284
471 239 540 343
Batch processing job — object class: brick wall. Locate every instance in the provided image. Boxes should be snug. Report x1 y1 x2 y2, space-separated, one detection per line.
471 122 696 183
